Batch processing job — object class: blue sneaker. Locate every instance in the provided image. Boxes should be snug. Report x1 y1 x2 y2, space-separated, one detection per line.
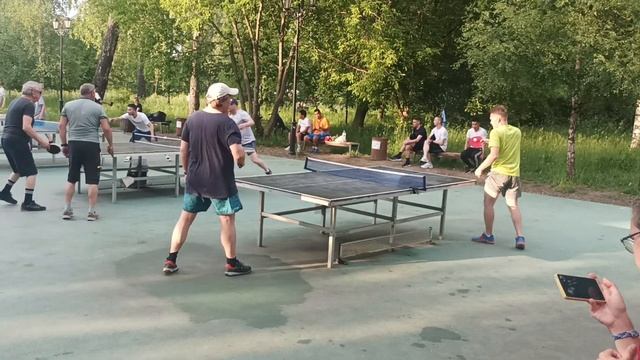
471 233 495 245
515 236 526 250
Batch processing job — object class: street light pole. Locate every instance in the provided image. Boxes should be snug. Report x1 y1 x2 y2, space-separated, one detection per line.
53 17 71 112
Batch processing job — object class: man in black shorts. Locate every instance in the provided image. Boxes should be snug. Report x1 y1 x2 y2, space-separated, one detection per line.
163 82 251 277
390 117 427 167
58 83 114 221
0 81 50 211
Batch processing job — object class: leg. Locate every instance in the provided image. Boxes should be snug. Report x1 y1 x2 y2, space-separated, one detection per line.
64 181 75 208
483 192 497 235
219 214 237 259
87 184 98 210
249 152 269 172
508 204 524 237
327 207 338 268
389 197 398 245
169 211 197 253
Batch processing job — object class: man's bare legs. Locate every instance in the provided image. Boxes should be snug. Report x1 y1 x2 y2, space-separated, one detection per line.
508 204 524 237
249 153 270 173
169 211 197 253
219 214 237 259
483 193 497 235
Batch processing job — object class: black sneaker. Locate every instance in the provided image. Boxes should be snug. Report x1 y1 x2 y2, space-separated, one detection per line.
265 169 272 175
21 201 46 211
225 260 252 277
402 161 412 167
0 191 17 205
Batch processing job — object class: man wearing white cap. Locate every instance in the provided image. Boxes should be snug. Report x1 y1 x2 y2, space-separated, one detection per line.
163 82 252 277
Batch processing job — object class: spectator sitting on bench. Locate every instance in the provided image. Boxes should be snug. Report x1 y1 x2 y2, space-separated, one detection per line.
111 104 155 142
420 116 448 169
460 119 488 173
390 116 427 167
295 109 311 153
305 108 331 153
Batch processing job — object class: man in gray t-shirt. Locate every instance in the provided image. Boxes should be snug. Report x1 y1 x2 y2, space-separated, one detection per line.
59 83 114 221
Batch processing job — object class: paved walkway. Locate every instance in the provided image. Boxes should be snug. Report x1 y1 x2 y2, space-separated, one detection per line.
0 152 637 359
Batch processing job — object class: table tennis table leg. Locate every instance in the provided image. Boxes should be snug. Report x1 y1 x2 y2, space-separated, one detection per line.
174 154 180 197
258 191 265 247
321 207 327 227
389 197 398 246
112 156 118 203
373 200 378 224
327 206 338 269
439 189 448 240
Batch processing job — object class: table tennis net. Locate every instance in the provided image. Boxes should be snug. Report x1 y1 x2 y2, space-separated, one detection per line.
133 134 181 149
304 158 427 191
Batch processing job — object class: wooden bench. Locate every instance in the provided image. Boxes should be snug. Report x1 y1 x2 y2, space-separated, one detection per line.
436 152 461 160
324 141 360 155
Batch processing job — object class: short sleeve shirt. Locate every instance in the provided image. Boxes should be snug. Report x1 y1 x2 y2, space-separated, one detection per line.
229 110 256 145
298 118 311 132
122 112 152 132
429 126 449 151
410 126 427 148
181 111 242 199
488 125 521 177
61 98 108 143
466 127 488 149
2 97 35 141
34 96 45 119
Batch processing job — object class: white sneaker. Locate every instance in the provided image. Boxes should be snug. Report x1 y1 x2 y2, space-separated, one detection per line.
284 146 290 151
421 162 433 169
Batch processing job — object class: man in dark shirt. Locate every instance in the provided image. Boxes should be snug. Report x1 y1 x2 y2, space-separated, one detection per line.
0 81 50 210
390 117 427 167
163 82 251 277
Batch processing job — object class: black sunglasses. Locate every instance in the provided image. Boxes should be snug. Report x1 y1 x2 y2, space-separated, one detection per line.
620 231 640 253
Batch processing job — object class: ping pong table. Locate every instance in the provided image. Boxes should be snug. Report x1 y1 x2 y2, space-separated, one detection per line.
236 158 475 268
78 139 181 203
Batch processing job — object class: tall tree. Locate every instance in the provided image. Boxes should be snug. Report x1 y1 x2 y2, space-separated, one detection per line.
93 16 119 98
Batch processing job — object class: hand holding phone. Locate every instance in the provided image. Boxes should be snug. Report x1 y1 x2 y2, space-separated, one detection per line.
555 274 606 302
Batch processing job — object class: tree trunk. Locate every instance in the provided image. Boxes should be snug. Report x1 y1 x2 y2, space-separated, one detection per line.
567 58 580 180
93 17 119 99
231 20 253 115
229 43 247 110
188 35 200 116
241 3 264 134
631 100 640 149
353 100 369 128
136 59 146 98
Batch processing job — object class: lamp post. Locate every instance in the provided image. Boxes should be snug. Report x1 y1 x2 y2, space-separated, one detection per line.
53 17 71 112
284 0 315 155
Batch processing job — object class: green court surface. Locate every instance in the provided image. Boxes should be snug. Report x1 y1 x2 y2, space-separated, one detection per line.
0 155 637 359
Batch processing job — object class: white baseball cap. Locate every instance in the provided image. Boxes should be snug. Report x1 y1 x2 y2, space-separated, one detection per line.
206 82 239 101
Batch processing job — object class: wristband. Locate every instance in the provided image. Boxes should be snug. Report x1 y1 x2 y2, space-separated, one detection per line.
61 143 68 147
612 330 639 341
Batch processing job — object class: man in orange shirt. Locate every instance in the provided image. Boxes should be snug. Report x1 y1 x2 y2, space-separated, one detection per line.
304 108 331 153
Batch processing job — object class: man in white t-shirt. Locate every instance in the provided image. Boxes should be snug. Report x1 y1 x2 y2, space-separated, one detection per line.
112 104 155 142
229 99 272 175
460 119 488 172
420 116 448 169
295 109 311 153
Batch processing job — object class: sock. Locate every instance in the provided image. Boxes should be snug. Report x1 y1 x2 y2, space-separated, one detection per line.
2 179 15 193
226 257 238 266
64 203 72 211
24 188 34 203
88 206 95 213
167 252 178 263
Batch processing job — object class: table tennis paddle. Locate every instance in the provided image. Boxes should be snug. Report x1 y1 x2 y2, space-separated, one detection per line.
47 143 61 155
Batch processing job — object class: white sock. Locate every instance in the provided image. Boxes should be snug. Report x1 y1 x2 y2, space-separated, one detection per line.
64 203 72 211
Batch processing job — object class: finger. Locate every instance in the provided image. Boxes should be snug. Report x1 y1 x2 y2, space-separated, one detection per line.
588 273 599 280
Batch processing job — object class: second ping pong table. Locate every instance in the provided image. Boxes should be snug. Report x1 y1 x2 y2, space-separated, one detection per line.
236 158 475 268
78 139 182 202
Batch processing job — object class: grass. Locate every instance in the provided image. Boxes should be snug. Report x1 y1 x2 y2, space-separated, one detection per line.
2 89 638 196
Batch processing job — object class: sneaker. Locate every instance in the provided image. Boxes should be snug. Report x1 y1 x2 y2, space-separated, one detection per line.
225 260 252 277
87 211 99 221
515 236 526 250
472 233 495 245
295 144 301 154
62 208 74 220
420 157 428 163
0 191 17 205
402 161 412 167
163 259 179 275
284 146 290 151
420 162 433 169
265 169 272 175
21 201 46 211
390 158 403 162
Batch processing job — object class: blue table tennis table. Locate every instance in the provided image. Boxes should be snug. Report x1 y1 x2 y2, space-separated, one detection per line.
0 120 60 152
236 158 475 268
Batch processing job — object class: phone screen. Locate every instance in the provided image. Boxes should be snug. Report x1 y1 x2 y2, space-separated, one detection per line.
556 274 605 301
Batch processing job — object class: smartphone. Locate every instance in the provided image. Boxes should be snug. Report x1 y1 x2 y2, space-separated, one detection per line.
555 274 606 302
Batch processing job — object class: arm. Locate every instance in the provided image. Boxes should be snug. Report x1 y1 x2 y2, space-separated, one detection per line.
474 146 499 178
100 118 114 156
230 143 245 168
22 115 49 148
180 140 189 173
238 117 255 130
